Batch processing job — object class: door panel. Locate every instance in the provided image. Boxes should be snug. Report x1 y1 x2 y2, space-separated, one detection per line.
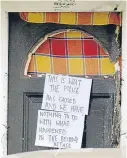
8 13 116 154
86 95 114 148
22 93 114 152
23 93 113 152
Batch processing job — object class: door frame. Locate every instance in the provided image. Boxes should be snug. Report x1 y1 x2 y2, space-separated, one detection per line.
0 0 127 157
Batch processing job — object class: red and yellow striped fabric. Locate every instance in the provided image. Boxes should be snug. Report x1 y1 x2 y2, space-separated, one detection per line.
20 12 121 25
24 30 116 77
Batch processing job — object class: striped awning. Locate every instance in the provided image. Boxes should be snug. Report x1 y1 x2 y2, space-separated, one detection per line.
20 12 121 25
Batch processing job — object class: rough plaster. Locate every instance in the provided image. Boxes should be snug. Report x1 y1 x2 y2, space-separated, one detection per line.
110 72 121 147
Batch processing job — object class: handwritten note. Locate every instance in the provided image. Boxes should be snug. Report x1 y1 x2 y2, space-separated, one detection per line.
35 74 92 149
41 74 92 115
35 110 85 149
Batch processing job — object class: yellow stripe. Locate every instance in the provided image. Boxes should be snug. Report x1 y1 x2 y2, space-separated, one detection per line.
28 13 44 23
60 12 76 25
93 12 109 25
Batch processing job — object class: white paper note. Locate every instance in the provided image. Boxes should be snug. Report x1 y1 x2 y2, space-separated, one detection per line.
35 110 85 149
35 74 92 148
41 74 92 115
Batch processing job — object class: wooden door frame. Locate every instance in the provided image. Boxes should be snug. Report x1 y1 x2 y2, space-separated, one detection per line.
0 0 127 157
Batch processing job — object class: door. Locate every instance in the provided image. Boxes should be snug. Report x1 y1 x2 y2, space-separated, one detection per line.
8 13 116 154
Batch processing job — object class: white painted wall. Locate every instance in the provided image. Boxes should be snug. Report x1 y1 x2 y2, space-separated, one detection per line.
0 0 127 157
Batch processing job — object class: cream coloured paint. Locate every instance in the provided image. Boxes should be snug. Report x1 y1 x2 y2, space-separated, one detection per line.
0 0 127 157
2 149 121 158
